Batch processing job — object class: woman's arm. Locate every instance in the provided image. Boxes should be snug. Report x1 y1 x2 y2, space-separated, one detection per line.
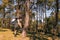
17 19 22 28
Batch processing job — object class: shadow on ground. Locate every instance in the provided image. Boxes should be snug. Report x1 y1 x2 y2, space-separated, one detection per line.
0 29 8 32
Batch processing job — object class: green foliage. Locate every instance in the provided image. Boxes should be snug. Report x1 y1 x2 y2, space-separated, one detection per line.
37 0 45 4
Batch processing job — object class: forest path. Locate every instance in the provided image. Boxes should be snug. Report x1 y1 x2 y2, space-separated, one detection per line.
0 28 29 40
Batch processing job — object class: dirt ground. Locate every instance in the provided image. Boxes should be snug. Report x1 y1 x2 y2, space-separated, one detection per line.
0 28 29 40
0 28 60 40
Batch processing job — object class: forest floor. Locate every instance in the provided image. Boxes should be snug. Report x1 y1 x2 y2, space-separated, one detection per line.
0 28 60 40
0 28 29 40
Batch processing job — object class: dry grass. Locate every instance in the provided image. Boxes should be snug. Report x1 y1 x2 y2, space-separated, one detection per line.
0 28 60 40
0 28 29 40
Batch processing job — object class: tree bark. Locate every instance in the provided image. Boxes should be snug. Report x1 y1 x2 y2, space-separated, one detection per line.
21 0 30 37
16 0 30 37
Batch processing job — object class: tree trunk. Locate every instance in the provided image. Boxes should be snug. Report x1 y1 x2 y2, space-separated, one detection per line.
55 0 58 27
2 8 6 27
16 0 30 37
21 0 30 37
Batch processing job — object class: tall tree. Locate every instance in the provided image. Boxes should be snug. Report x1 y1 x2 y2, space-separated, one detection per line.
1 0 9 27
14 0 30 37
55 0 58 27
21 0 30 37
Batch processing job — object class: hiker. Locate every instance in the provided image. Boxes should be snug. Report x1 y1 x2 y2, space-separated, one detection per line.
11 17 22 37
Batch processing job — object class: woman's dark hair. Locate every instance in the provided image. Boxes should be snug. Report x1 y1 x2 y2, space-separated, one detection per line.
15 17 22 20
15 18 18 20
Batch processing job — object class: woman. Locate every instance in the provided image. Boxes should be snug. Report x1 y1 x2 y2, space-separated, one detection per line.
11 17 22 37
